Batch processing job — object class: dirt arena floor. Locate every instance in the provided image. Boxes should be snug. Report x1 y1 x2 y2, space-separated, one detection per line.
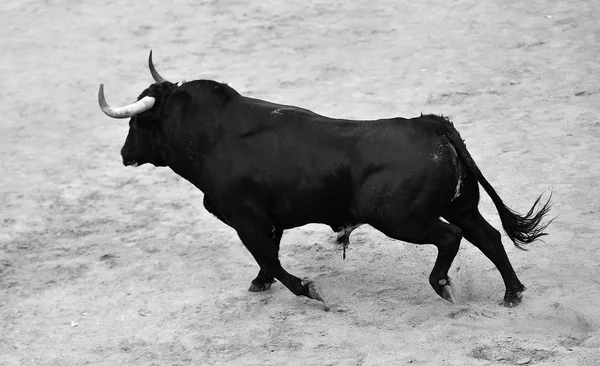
2 0 599 364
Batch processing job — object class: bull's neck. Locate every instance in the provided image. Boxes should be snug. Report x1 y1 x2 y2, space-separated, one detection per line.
161 143 210 193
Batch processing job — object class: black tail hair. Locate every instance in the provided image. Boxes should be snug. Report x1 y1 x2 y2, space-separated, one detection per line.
438 115 552 250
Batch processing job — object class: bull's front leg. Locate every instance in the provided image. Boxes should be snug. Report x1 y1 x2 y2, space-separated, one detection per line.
249 269 276 292
248 227 282 292
234 219 327 308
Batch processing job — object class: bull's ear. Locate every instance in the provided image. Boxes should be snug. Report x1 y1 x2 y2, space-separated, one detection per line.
144 81 177 102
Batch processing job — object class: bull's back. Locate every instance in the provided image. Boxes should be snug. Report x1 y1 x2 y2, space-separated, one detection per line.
215 105 459 228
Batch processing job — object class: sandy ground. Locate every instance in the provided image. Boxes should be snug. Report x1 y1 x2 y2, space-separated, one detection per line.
2 0 600 364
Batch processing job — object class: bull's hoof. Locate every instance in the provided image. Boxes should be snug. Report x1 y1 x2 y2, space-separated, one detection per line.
301 279 329 310
249 279 275 292
502 285 526 307
502 293 522 307
438 278 456 304
307 282 324 302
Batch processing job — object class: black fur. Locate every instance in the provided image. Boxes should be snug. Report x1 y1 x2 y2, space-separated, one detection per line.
104 60 553 307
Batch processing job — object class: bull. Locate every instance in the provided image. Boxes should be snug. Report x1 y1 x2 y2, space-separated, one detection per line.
98 52 551 308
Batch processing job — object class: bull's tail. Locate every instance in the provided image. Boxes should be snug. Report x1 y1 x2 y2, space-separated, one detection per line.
440 117 552 250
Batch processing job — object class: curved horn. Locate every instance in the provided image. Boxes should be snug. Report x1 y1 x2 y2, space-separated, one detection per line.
98 84 156 119
148 50 167 83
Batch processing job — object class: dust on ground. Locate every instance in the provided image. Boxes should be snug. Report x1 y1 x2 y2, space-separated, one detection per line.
1 0 600 365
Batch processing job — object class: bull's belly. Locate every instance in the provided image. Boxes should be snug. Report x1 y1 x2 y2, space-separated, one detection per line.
269 192 357 230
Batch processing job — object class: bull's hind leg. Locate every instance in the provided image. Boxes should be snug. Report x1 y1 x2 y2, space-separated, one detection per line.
424 221 463 303
377 220 463 303
446 209 525 307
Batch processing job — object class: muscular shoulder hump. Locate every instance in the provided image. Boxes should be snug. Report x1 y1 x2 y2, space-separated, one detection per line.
178 80 241 105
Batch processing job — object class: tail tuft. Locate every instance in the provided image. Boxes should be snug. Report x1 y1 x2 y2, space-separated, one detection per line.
498 192 553 250
439 115 553 250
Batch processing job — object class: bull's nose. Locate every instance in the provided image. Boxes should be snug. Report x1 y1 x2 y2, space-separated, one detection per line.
123 159 139 167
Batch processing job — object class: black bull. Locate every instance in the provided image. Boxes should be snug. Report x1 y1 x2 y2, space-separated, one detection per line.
98 52 551 308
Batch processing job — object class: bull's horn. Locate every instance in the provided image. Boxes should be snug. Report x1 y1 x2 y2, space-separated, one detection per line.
148 50 167 83
98 84 156 119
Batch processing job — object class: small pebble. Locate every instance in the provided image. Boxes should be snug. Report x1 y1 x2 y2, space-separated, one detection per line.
138 309 151 317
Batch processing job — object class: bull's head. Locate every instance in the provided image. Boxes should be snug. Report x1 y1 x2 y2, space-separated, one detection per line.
98 51 173 167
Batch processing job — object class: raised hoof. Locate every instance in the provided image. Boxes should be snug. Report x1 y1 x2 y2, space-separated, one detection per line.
438 278 456 303
502 285 526 307
441 285 456 303
301 279 329 310
303 280 324 302
248 280 274 292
